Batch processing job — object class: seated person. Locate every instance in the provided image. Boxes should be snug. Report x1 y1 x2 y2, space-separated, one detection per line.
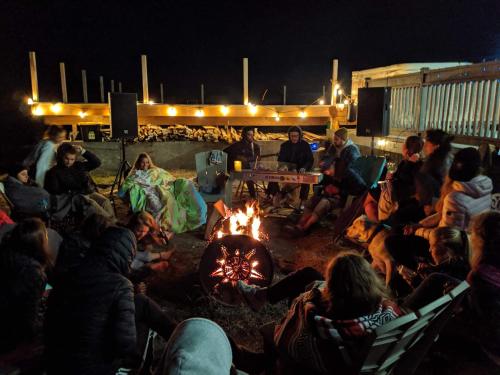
127 211 174 273
3 164 50 219
266 126 314 208
325 127 361 171
235 252 402 374
44 143 114 219
291 156 366 235
0 218 50 354
224 128 261 198
120 153 207 233
364 135 423 223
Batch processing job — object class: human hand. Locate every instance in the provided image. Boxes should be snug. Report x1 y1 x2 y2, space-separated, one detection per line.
74 145 84 154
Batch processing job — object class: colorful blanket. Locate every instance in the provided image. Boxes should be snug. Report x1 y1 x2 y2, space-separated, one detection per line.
120 168 207 233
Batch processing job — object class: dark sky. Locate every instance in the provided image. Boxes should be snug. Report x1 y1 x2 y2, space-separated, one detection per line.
1 0 499 110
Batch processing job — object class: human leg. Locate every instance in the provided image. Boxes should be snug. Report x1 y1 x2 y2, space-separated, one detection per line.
403 273 460 311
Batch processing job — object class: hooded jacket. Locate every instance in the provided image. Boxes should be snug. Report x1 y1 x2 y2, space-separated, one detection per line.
44 150 101 195
45 227 138 375
277 127 314 171
154 318 234 375
416 175 493 238
3 176 50 217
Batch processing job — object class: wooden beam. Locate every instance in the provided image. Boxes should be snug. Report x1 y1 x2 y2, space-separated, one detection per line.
29 51 39 102
331 59 338 105
201 84 204 104
160 83 164 103
111 80 115 93
243 58 249 105
82 70 88 103
141 55 149 104
99 76 105 103
283 85 287 105
59 62 68 103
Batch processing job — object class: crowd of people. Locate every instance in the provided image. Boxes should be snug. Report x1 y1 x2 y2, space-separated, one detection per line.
0 124 499 374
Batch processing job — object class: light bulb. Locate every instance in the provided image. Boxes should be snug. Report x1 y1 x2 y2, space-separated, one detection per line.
78 111 87 119
274 113 280 122
50 103 62 114
27 98 34 105
167 107 177 116
32 106 44 116
299 111 307 118
195 109 205 117
220 105 229 116
319 99 325 105
248 104 258 115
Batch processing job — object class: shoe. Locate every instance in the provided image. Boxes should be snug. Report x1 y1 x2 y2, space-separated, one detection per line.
237 280 266 312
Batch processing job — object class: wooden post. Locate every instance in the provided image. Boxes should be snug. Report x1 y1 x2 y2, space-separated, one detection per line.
99 76 105 103
322 85 326 99
243 57 249 105
81 70 88 103
141 55 149 104
330 59 338 105
201 84 205 104
111 80 115 93
118 82 122 93
29 51 39 102
160 83 164 103
283 85 287 105
60 62 68 103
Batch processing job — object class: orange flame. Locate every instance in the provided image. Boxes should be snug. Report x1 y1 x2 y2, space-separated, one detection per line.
219 202 262 241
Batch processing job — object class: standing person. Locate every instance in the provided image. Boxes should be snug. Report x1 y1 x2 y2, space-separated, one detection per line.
224 128 261 198
0 218 50 354
24 126 67 187
266 126 314 208
44 143 114 219
120 153 207 233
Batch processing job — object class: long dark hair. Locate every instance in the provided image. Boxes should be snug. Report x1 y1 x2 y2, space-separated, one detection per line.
1 218 50 267
322 252 391 319
425 129 453 160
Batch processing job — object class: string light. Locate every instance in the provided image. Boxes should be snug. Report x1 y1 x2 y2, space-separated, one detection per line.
148 100 155 105
377 139 387 147
337 89 343 96
167 107 177 116
27 98 34 105
220 105 229 116
274 113 280 122
319 99 325 105
248 104 258 115
50 103 62 114
343 99 349 105
32 106 44 116
299 111 307 118
195 109 205 117
78 111 87 119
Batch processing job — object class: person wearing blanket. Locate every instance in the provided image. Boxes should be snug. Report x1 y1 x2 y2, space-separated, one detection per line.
234 252 402 374
120 153 207 233
385 147 492 274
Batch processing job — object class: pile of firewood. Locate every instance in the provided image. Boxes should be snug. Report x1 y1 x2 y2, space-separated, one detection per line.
101 124 323 143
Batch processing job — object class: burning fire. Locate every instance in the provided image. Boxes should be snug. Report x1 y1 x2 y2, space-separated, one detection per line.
216 202 262 241
210 245 265 285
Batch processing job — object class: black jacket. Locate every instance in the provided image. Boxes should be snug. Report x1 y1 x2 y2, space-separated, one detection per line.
224 140 261 170
45 227 138 375
4 176 50 217
391 159 423 204
44 150 101 195
278 128 314 171
317 168 367 200
0 250 47 353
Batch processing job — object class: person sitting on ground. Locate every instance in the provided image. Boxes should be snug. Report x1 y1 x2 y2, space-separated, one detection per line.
120 152 207 233
45 226 177 375
266 126 314 209
364 135 423 223
224 127 261 199
24 126 67 187
235 252 402 374
325 127 361 170
464 211 500 365
44 143 114 219
385 147 493 281
396 226 470 291
291 156 366 235
53 213 112 284
3 164 50 219
0 218 51 354
415 129 454 215
127 211 174 273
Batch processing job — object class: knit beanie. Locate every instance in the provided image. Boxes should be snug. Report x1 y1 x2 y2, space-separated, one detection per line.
449 147 481 182
334 127 348 141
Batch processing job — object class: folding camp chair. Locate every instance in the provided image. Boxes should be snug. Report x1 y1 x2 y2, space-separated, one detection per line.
195 150 232 207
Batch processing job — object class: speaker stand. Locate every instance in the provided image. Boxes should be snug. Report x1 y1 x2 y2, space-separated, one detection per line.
110 138 131 213
370 136 375 156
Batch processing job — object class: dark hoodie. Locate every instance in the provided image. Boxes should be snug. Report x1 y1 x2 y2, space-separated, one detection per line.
44 149 101 195
45 227 139 375
277 126 314 171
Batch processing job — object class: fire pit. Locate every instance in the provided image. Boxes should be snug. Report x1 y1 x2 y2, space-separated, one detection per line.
199 203 274 305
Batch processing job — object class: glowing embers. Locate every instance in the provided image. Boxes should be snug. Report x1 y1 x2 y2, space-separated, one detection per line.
216 202 262 241
210 245 265 285
199 234 273 306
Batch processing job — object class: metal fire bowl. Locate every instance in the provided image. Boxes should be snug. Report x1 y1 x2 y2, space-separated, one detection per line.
199 234 274 306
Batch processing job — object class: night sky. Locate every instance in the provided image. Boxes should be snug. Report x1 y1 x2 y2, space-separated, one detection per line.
0 0 499 111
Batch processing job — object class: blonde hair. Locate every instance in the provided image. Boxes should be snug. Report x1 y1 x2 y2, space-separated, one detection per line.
322 252 391 318
127 211 160 233
429 227 469 264
130 153 157 174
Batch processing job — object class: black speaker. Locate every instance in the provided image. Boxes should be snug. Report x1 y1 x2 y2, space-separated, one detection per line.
356 87 391 137
109 93 138 139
